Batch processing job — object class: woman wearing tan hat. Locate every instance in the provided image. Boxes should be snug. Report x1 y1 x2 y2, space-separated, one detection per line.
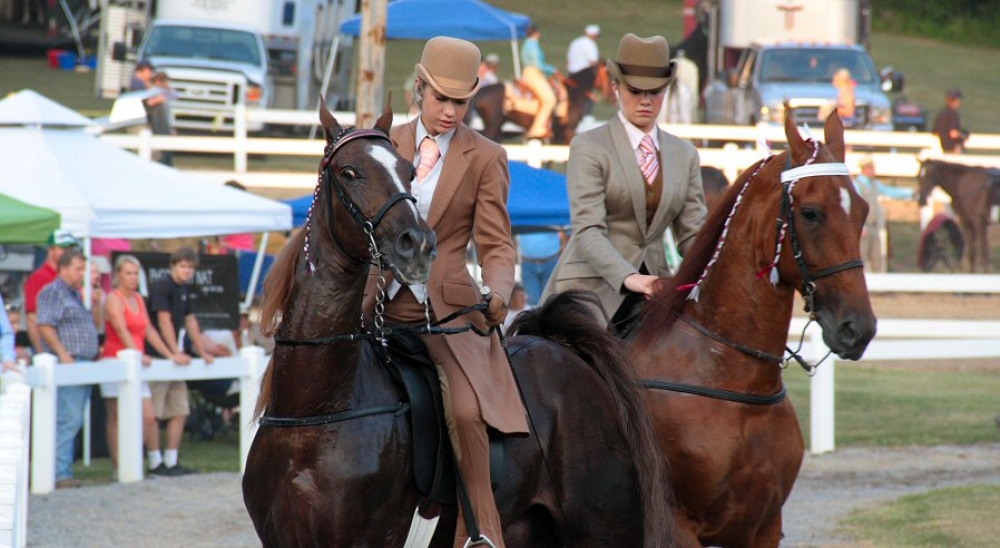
374 36 527 548
541 33 707 330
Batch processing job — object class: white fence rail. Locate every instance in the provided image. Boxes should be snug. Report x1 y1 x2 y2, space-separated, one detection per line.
793 273 1000 455
22 348 264 495
97 106 1000 190
0 380 30 548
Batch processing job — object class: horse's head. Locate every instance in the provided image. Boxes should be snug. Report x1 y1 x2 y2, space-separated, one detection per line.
313 100 437 284
769 112 876 359
595 64 615 102
916 159 937 207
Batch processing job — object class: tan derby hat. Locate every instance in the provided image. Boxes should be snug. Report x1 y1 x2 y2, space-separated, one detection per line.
415 36 481 100
606 33 676 91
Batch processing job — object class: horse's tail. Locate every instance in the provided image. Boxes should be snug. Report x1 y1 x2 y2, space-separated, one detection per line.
510 290 676 548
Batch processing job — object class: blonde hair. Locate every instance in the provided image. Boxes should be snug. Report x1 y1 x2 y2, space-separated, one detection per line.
112 254 143 288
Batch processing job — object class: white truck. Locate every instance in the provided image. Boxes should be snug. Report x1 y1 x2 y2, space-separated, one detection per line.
96 0 350 132
698 0 899 130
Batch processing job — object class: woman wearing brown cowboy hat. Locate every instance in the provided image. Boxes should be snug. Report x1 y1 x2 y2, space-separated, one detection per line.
369 36 527 548
541 33 707 330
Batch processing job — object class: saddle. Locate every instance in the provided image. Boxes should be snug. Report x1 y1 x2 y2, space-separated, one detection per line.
383 332 505 505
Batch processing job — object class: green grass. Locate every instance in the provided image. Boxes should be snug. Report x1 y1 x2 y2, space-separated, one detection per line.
785 364 1000 448
841 484 1000 547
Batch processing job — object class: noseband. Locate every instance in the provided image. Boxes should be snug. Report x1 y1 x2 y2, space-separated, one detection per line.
303 127 417 271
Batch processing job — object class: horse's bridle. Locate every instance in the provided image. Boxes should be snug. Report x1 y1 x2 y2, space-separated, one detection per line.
647 148 864 404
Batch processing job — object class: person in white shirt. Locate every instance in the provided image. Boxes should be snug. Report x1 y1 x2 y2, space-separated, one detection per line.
566 24 600 75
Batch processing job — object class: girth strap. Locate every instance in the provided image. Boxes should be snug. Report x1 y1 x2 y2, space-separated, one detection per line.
259 402 409 427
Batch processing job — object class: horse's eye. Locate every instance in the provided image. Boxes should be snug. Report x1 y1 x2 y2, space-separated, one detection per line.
800 207 821 223
341 167 359 180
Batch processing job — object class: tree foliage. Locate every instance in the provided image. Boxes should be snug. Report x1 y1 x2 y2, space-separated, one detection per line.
874 0 1000 48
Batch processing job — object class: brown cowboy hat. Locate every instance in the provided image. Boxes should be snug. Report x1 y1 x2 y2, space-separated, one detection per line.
415 36 481 100
606 33 676 91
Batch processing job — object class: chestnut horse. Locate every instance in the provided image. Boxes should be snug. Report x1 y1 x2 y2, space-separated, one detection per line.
474 65 612 144
242 105 675 547
517 112 876 547
917 159 999 272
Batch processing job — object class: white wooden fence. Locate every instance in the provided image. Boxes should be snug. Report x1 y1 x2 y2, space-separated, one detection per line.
0 379 30 548
96 106 1000 190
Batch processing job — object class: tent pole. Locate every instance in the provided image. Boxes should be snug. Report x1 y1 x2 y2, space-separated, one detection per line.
511 33 521 79
83 237 93 311
242 233 270 314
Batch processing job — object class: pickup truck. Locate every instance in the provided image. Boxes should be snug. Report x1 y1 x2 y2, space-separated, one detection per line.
136 19 270 132
703 43 896 131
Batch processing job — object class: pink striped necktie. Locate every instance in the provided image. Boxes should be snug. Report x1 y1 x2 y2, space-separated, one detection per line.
638 134 658 186
416 136 440 182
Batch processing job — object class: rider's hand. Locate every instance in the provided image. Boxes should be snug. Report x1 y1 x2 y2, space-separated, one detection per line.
484 294 508 327
623 273 660 296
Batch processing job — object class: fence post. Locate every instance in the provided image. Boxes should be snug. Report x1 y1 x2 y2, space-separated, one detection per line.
2 383 29 548
526 138 543 168
808 325 836 454
29 354 57 494
116 350 144 483
137 127 153 162
239 346 264 473
234 103 248 173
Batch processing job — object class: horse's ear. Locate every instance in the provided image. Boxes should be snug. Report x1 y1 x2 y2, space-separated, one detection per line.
318 95 340 144
375 95 393 134
823 111 846 162
783 101 807 162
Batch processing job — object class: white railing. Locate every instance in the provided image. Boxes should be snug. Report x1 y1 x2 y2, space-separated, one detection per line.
97 106 1000 190
22 348 264 495
793 273 1000 455
0 378 31 548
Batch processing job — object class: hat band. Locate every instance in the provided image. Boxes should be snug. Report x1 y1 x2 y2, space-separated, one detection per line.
617 62 671 78
428 73 477 93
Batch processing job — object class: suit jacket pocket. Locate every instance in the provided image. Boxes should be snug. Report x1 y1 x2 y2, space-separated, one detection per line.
441 280 478 307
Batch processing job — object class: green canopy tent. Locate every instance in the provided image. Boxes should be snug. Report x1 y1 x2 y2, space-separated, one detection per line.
0 192 61 244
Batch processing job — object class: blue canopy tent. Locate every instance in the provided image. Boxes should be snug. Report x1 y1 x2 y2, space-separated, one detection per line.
338 0 532 76
283 160 568 234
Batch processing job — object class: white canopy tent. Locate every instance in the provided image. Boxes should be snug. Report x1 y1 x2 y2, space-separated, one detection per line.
0 90 292 310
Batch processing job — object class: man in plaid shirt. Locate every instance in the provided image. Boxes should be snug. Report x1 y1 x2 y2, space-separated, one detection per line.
37 248 99 489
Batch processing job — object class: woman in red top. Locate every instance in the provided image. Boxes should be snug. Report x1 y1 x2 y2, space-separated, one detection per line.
101 255 189 475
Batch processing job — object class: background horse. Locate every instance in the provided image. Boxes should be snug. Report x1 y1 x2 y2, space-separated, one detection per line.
917 159 999 272
243 106 675 547
474 65 612 144
518 112 876 547
700 165 730 215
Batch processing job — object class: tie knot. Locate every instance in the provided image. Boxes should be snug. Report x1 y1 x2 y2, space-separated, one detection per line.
640 134 656 155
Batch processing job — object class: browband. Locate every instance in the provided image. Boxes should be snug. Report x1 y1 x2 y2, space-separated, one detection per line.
780 162 850 183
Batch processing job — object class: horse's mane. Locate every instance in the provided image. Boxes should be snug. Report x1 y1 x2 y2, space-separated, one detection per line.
630 157 769 349
260 228 306 337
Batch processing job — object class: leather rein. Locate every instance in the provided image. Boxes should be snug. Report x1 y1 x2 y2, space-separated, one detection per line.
645 152 863 405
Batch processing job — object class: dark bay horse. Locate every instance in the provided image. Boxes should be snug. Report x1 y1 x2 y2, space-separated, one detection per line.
917 159 998 272
518 112 877 547
474 65 612 144
243 105 674 546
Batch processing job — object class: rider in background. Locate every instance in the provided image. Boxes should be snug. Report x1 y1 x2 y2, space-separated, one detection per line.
519 25 558 139
566 24 600 75
384 36 529 547
479 53 501 86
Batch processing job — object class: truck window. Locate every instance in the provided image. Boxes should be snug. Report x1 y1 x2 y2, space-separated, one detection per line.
144 26 262 67
758 48 879 85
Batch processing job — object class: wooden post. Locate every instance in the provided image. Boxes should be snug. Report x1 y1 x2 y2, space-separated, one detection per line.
355 0 388 129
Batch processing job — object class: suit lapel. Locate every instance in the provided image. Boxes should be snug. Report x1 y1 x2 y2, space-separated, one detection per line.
608 117 649 238
426 125 471 228
391 120 418 170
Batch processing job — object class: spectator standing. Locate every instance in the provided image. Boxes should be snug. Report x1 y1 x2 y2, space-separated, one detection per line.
36 249 100 489
517 231 564 305
933 88 967 153
833 68 856 128
566 24 600 75
129 60 154 93
519 25 558 139
501 283 532 334
853 156 915 272
4 303 30 366
479 53 501 86
0 294 22 373
149 71 176 166
146 247 215 476
101 255 190 477
24 230 79 355
541 33 707 330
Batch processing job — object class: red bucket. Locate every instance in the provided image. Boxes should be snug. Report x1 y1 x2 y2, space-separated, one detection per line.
47 49 67 69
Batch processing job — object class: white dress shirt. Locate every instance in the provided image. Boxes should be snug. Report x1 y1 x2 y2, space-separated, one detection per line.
566 35 599 74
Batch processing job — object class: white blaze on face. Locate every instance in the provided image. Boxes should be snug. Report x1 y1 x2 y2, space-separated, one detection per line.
368 142 420 218
840 187 852 216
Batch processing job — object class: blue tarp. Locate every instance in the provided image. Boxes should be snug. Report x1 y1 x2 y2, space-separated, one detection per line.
339 0 531 41
282 161 568 233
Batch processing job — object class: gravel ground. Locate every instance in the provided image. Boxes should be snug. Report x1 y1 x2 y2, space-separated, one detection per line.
25 443 1000 547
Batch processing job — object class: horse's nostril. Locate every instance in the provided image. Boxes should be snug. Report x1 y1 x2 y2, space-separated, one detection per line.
395 229 419 258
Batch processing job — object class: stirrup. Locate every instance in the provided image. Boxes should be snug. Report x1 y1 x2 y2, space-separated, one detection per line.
463 535 498 548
